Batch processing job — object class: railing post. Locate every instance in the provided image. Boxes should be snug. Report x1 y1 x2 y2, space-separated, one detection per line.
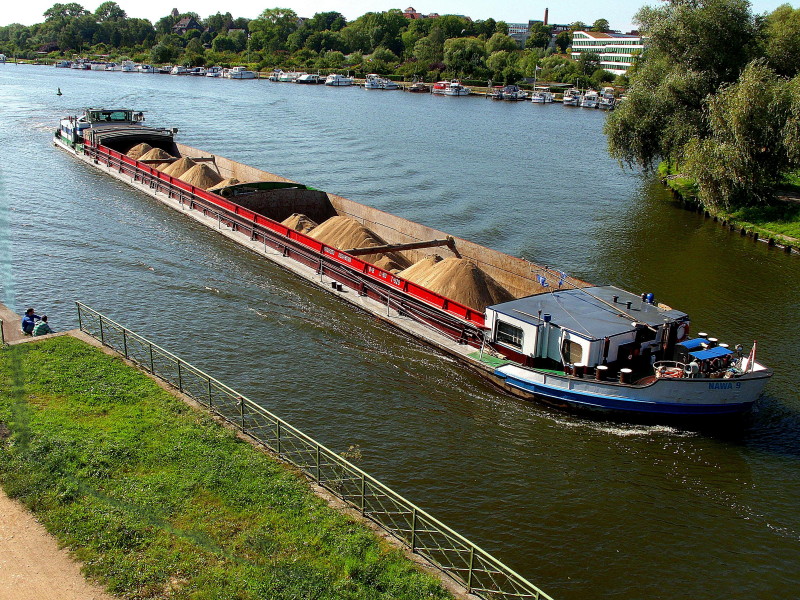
276 421 282 455
315 444 321 482
411 508 417 552
177 361 183 392
466 547 475 593
76 302 83 331
99 315 105 345
360 474 366 514
122 329 128 359
0 319 5 346
239 396 244 430
149 343 155 374
207 376 213 409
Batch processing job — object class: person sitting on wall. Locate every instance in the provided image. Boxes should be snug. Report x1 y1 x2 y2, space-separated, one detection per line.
32 315 53 336
21 308 40 335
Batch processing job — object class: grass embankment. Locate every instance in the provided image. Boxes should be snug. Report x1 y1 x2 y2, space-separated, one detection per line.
0 336 451 600
658 162 800 243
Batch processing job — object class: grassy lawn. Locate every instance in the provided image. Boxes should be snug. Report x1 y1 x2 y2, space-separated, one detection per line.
658 162 800 242
0 336 451 600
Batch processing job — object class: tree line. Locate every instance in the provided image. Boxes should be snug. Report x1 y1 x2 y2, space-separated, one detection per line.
606 0 800 210
0 3 619 86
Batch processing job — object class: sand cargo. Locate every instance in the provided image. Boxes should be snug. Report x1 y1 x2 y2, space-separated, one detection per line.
54 108 773 421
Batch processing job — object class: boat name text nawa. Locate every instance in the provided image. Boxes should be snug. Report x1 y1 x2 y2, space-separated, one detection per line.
54 109 773 421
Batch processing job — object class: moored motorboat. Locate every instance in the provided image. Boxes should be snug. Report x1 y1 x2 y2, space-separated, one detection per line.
226 66 256 79
407 81 430 93
121 60 136 72
487 86 505 100
325 73 354 86
170 65 189 75
431 80 450 94
137 64 155 73
581 90 600 108
562 88 581 106
363 73 382 89
443 81 470 96
53 108 773 423
206 66 223 77
530 88 554 103
501 85 527 100
278 71 302 82
296 73 324 84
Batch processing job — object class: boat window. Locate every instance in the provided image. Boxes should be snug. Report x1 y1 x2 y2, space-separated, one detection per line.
562 339 584 364
496 321 523 350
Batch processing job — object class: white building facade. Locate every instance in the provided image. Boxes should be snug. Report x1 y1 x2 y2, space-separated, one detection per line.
570 31 645 76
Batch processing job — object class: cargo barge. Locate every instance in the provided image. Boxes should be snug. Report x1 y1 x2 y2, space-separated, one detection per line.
54 109 773 421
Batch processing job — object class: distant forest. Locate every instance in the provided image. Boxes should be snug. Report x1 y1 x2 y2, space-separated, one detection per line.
0 3 621 86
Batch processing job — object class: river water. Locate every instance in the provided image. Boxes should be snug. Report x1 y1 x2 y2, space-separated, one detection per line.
1 64 798 600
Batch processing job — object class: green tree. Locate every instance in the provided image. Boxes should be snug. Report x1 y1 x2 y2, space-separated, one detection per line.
443 37 486 77
486 32 518 54
413 28 444 66
591 19 610 33
606 0 760 170
44 3 88 21
685 61 800 207
248 8 299 53
94 2 125 22
764 4 800 77
525 23 552 49
555 30 570 53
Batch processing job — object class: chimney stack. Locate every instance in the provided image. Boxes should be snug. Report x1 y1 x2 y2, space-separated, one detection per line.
544 7 549 25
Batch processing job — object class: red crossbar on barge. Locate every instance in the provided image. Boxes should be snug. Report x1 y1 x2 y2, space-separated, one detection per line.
84 141 487 345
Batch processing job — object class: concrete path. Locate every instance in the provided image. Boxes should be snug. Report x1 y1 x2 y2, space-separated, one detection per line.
0 304 24 344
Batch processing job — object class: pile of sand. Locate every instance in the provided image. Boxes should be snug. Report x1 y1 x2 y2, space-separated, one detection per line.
308 216 410 268
397 255 441 284
207 177 240 192
138 147 173 165
161 157 196 178
398 257 513 311
127 142 152 160
180 164 224 189
281 213 318 234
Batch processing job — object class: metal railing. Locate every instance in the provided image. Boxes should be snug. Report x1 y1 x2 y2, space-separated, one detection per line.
75 302 553 600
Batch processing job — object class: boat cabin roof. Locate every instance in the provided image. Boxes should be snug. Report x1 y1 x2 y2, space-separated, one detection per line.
487 285 688 340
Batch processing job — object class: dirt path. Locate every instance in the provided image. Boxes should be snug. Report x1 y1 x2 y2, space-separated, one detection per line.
1 303 116 600
0 489 116 600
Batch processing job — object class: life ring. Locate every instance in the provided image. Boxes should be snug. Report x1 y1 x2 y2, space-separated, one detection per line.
676 323 689 342
657 366 684 379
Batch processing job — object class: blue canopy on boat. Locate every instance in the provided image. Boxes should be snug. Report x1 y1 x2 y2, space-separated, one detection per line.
680 338 707 350
689 346 733 361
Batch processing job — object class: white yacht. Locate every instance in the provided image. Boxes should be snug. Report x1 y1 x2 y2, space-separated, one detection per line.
380 78 399 90
278 71 301 82
226 66 256 79
530 88 554 103
581 90 600 108
170 65 188 75
296 73 323 84
443 81 470 96
137 64 155 73
121 60 136 72
325 73 353 86
206 66 223 77
562 88 581 106
364 74 382 89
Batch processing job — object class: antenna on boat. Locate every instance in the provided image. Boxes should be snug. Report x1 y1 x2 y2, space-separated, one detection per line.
539 266 661 329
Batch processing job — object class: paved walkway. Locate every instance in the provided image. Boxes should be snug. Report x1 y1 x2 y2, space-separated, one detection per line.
0 304 24 344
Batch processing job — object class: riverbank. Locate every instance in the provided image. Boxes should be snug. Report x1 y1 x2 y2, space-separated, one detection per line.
0 334 452 600
658 162 800 247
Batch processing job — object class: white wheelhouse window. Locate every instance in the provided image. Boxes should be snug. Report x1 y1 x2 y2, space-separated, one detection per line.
496 321 523 350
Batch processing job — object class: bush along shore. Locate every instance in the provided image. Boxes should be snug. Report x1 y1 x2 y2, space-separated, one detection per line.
0 335 452 600
658 162 800 252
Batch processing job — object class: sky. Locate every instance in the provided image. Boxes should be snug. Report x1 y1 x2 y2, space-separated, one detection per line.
1 0 794 33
